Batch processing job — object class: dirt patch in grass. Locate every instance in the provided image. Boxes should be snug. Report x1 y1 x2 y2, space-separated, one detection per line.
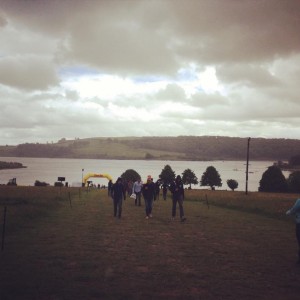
1 187 300 299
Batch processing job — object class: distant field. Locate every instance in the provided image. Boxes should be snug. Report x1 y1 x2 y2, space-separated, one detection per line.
0 187 300 299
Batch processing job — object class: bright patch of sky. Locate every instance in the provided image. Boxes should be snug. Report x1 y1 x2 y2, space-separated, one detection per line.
61 64 224 101
62 73 169 99
197 67 223 94
177 65 224 96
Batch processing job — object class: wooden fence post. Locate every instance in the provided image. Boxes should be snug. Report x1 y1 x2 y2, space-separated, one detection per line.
205 194 210 210
1 206 7 251
69 192 72 208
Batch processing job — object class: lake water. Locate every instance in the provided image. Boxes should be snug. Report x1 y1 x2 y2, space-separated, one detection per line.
0 157 290 191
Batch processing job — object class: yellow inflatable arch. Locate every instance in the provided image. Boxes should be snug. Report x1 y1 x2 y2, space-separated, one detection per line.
83 173 113 186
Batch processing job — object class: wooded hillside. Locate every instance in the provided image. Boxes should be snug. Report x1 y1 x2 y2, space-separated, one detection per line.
0 136 299 161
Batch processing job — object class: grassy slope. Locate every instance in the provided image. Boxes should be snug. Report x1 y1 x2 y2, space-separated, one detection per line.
0 187 300 300
2 136 300 160
48 138 185 159
80 139 184 159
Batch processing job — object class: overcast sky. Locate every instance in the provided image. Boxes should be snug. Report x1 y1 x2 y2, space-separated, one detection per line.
1 0 300 145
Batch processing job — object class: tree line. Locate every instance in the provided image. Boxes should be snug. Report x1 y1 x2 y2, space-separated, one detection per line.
0 161 26 170
121 165 232 191
121 164 300 193
1 136 300 161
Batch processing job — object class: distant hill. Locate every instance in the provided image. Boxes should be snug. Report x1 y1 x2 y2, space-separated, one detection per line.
0 136 300 161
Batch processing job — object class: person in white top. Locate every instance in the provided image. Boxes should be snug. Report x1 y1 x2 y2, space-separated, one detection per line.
132 178 143 206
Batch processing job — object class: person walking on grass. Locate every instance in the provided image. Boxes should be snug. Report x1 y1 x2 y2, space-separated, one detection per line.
142 175 156 219
132 178 143 206
126 179 133 197
162 182 168 200
169 175 186 222
108 179 113 196
286 197 300 264
111 177 126 219
155 179 161 200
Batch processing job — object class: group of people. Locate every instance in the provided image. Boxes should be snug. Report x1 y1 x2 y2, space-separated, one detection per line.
108 176 300 264
109 175 186 222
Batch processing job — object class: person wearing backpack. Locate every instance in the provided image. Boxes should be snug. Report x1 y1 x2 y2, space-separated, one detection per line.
169 175 186 222
142 175 156 219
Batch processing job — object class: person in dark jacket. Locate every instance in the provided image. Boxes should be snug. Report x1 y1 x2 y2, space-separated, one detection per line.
169 175 186 222
111 177 126 218
108 180 113 196
155 179 161 200
286 198 300 264
142 175 156 219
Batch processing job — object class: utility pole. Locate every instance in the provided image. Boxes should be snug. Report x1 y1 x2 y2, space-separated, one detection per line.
245 137 251 195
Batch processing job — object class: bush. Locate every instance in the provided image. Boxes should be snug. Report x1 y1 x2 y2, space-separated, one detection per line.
258 166 288 193
227 179 238 191
34 180 49 187
287 171 300 193
121 169 141 183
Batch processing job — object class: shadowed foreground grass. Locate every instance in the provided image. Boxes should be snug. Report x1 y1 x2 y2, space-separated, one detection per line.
0 186 300 300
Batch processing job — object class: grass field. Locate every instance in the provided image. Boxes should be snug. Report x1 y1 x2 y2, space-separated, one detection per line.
0 186 300 300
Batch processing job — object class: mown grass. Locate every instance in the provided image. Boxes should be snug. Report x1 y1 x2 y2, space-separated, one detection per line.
187 189 297 220
0 186 300 300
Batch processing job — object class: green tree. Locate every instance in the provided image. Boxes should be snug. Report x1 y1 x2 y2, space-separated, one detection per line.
258 165 288 193
182 168 198 189
121 169 141 183
227 179 238 191
159 164 176 184
200 166 222 190
287 171 300 193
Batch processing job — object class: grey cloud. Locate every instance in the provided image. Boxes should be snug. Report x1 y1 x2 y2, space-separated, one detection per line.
0 0 79 36
154 84 186 102
216 64 280 87
66 19 178 75
3 0 300 72
189 93 228 108
65 90 80 102
2 0 178 75
169 0 300 63
0 55 59 90
0 10 8 27
194 96 300 122
0 23 57 57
